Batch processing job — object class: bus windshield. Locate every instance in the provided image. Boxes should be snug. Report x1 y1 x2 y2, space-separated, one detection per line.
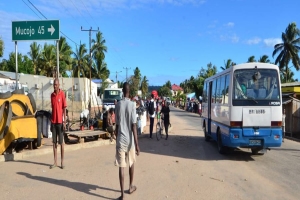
233 68 280 101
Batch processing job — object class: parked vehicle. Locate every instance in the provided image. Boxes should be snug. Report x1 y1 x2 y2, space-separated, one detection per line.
202 63 282 155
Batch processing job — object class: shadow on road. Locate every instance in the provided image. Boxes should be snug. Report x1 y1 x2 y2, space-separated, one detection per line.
139 134 256 162
12 160 50 166
16 172 117 200
270 148 300 152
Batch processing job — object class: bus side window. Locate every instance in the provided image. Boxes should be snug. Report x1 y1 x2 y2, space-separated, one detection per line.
224 74 229 104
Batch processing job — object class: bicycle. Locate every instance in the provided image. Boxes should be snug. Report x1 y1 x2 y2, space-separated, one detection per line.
156 112 164 141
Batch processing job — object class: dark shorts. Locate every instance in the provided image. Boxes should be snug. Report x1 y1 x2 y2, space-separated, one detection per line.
51 123 64 144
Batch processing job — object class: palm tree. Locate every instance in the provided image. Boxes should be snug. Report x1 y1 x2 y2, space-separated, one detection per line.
140 76 149 96
28 42 41 74
280 67 298 83
0 36 4 58
258 55 270 63
247 56 256 63
59 37 72 74
221 59 235 70
41 43 56 77
92 31 107 62
273 22 300 81
72 43 88 78
93 52 110 80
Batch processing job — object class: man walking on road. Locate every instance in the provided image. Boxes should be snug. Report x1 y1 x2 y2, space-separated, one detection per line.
50 78 67 169
149 94 156 138
115 82 140 200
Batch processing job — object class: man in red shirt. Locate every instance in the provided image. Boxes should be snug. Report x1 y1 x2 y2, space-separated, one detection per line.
50 78 67 169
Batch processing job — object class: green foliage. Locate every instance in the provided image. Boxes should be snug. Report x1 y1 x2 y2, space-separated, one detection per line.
0 36 4 58
273 22 300 82
158 86 172 97
140 76 149 97
247 55 256 62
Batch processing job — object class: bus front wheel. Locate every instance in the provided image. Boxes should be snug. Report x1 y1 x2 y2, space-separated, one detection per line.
217 131 226 154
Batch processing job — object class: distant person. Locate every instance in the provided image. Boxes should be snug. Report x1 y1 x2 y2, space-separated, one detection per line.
50 78 67 169
148 94 156 139
160 101 171 140
115 82 140 200
107 108 116 141
80 109 89 127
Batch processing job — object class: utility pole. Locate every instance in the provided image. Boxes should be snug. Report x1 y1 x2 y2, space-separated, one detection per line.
123 67 131 82
114 71 122 83
81 26 99 127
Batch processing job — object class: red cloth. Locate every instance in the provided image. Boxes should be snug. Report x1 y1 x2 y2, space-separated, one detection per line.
51 89 67 123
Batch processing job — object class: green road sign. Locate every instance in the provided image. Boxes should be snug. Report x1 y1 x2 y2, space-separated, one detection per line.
12 20 60 41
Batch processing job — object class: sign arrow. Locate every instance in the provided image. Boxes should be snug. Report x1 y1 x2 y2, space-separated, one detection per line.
48 24 55 35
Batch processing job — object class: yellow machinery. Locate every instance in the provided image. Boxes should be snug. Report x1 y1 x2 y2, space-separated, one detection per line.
0 92 38 155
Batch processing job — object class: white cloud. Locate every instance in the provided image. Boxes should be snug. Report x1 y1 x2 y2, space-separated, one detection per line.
246 37 261 45
0 10 36 58
36 0 206 16
230 34 239 43
220 34 239 43
263 38 281 47
224 22 234 27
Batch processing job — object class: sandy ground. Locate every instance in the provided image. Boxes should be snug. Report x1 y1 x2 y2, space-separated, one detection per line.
0 107 300 200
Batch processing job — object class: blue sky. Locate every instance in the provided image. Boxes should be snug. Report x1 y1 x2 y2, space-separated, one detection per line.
1 0 300 86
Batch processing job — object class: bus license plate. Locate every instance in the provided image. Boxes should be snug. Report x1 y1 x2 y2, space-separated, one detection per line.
249 140 261 145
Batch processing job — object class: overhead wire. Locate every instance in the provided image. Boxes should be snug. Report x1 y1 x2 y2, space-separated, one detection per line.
69 0 92 27
25 0 79 46
79 0 98 27
27 0 48 19
22 0 42 19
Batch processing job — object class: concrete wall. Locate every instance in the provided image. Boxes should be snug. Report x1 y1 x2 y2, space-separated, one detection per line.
18 75 99 114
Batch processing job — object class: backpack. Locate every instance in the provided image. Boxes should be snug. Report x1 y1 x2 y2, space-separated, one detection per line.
148 101 155 115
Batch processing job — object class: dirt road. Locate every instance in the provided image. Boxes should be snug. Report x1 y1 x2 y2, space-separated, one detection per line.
0 107 299 200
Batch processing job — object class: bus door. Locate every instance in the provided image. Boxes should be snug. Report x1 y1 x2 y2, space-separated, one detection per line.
207 81 212 135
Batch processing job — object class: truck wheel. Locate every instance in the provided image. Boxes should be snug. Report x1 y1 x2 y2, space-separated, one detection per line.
12 89 24 94
0 101 12 140
0 91 12 99
27 93 37 113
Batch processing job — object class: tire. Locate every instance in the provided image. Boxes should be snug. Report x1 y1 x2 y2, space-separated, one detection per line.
251 148 264 155
217 130 226 154
0 101 12 140
34 116 42 148
27 93 37 113
156 123 161 141
12 89 24 94
0 91 12 99
203 124 210 142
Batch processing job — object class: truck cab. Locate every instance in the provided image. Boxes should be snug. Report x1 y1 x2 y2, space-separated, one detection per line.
102 88 123 108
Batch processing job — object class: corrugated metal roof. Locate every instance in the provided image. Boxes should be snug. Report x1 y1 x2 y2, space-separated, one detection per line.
0 73 10 79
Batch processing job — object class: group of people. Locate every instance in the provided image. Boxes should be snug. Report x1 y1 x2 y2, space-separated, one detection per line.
50 79 173 199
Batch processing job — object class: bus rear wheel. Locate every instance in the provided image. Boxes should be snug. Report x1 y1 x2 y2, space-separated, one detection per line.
203 125 210 142
217 131 226 154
